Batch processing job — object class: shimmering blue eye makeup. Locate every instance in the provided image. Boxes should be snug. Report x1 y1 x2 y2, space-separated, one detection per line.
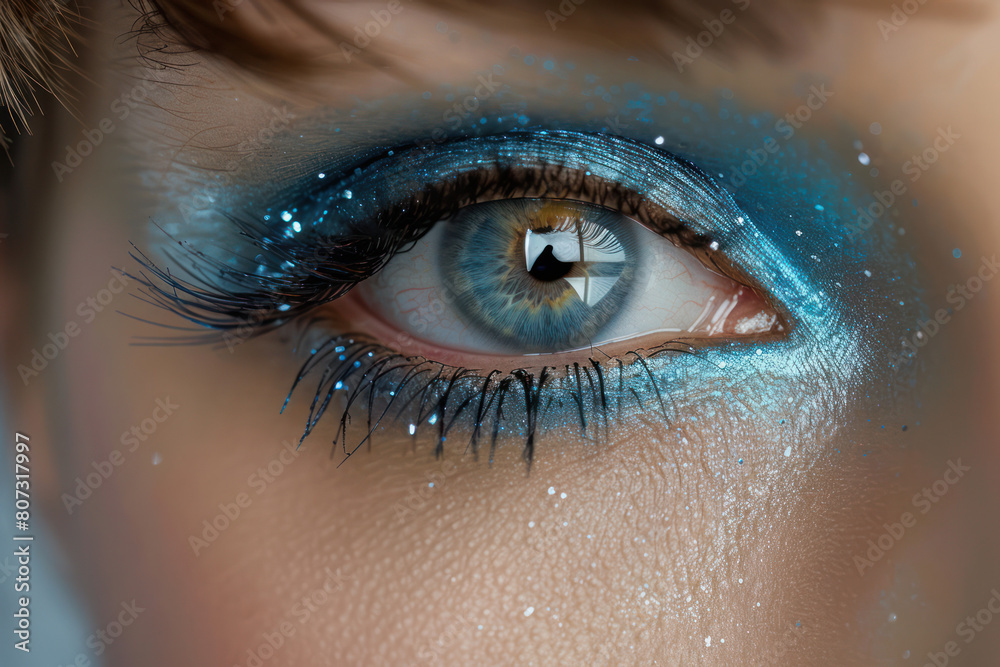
131 80 927 464
132 129 791 456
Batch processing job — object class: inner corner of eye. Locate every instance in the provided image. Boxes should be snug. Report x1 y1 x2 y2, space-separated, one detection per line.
347 197 781 359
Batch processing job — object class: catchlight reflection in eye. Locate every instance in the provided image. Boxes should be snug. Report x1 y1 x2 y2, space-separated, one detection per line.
357 199 780 355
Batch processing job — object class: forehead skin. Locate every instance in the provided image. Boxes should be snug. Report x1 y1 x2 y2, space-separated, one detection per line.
17 1 1000 666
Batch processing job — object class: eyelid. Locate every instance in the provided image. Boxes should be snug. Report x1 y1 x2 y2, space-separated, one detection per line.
132 130 826 352
267 131 802 313
128 129 857 463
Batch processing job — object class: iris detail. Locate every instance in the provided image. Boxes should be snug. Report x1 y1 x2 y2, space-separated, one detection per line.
440 199 639 352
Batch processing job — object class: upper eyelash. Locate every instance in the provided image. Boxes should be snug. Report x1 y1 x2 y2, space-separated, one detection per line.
124 129 790 463
125 132 720 346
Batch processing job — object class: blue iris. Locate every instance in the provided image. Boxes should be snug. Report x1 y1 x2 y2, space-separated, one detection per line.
439 198 640 352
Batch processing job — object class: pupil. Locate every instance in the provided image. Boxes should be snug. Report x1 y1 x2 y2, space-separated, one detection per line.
528 244 574 281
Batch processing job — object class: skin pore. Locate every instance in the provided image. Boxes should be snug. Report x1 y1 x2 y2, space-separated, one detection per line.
8 0 1000 665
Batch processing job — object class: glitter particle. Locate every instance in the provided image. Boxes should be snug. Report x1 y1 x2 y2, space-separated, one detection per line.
524 607 534 617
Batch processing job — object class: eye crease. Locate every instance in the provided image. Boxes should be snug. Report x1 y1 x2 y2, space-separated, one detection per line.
132 129 794 460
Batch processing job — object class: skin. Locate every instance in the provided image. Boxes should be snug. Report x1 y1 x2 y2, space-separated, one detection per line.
6 1 1000 665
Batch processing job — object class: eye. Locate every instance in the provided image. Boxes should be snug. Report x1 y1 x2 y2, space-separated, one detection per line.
134 129 798 460
354 197 778 356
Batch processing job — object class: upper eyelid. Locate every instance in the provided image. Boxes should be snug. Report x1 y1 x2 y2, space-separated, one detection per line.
134 130 832 350
273 129 801 300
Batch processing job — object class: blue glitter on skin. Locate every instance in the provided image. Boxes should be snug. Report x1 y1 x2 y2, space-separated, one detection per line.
152 62 927 452
254 125 915 449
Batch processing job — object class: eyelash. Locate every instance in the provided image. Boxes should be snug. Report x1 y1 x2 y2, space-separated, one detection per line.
281 330 700 467
128 130 775 464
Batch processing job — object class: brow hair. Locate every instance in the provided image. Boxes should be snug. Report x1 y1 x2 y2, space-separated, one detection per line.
0 0 978 157
131 0 834 78
0 0 83 157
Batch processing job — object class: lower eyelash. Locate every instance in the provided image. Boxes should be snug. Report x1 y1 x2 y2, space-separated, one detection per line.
123 130 795 464
286 330 700 466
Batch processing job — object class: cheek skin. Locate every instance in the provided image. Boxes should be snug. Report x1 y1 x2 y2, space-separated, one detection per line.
59 314 902 666
42 168 905 665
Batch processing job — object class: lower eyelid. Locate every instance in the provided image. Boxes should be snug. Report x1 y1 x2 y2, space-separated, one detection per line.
287 327 703 463
317 282 780 377
129 129 822 461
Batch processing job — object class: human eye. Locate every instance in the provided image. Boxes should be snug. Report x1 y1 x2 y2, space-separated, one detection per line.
135 129 798 462
355 195 775 356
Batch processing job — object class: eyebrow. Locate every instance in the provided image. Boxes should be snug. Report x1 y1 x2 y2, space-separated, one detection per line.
132 0 835 79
